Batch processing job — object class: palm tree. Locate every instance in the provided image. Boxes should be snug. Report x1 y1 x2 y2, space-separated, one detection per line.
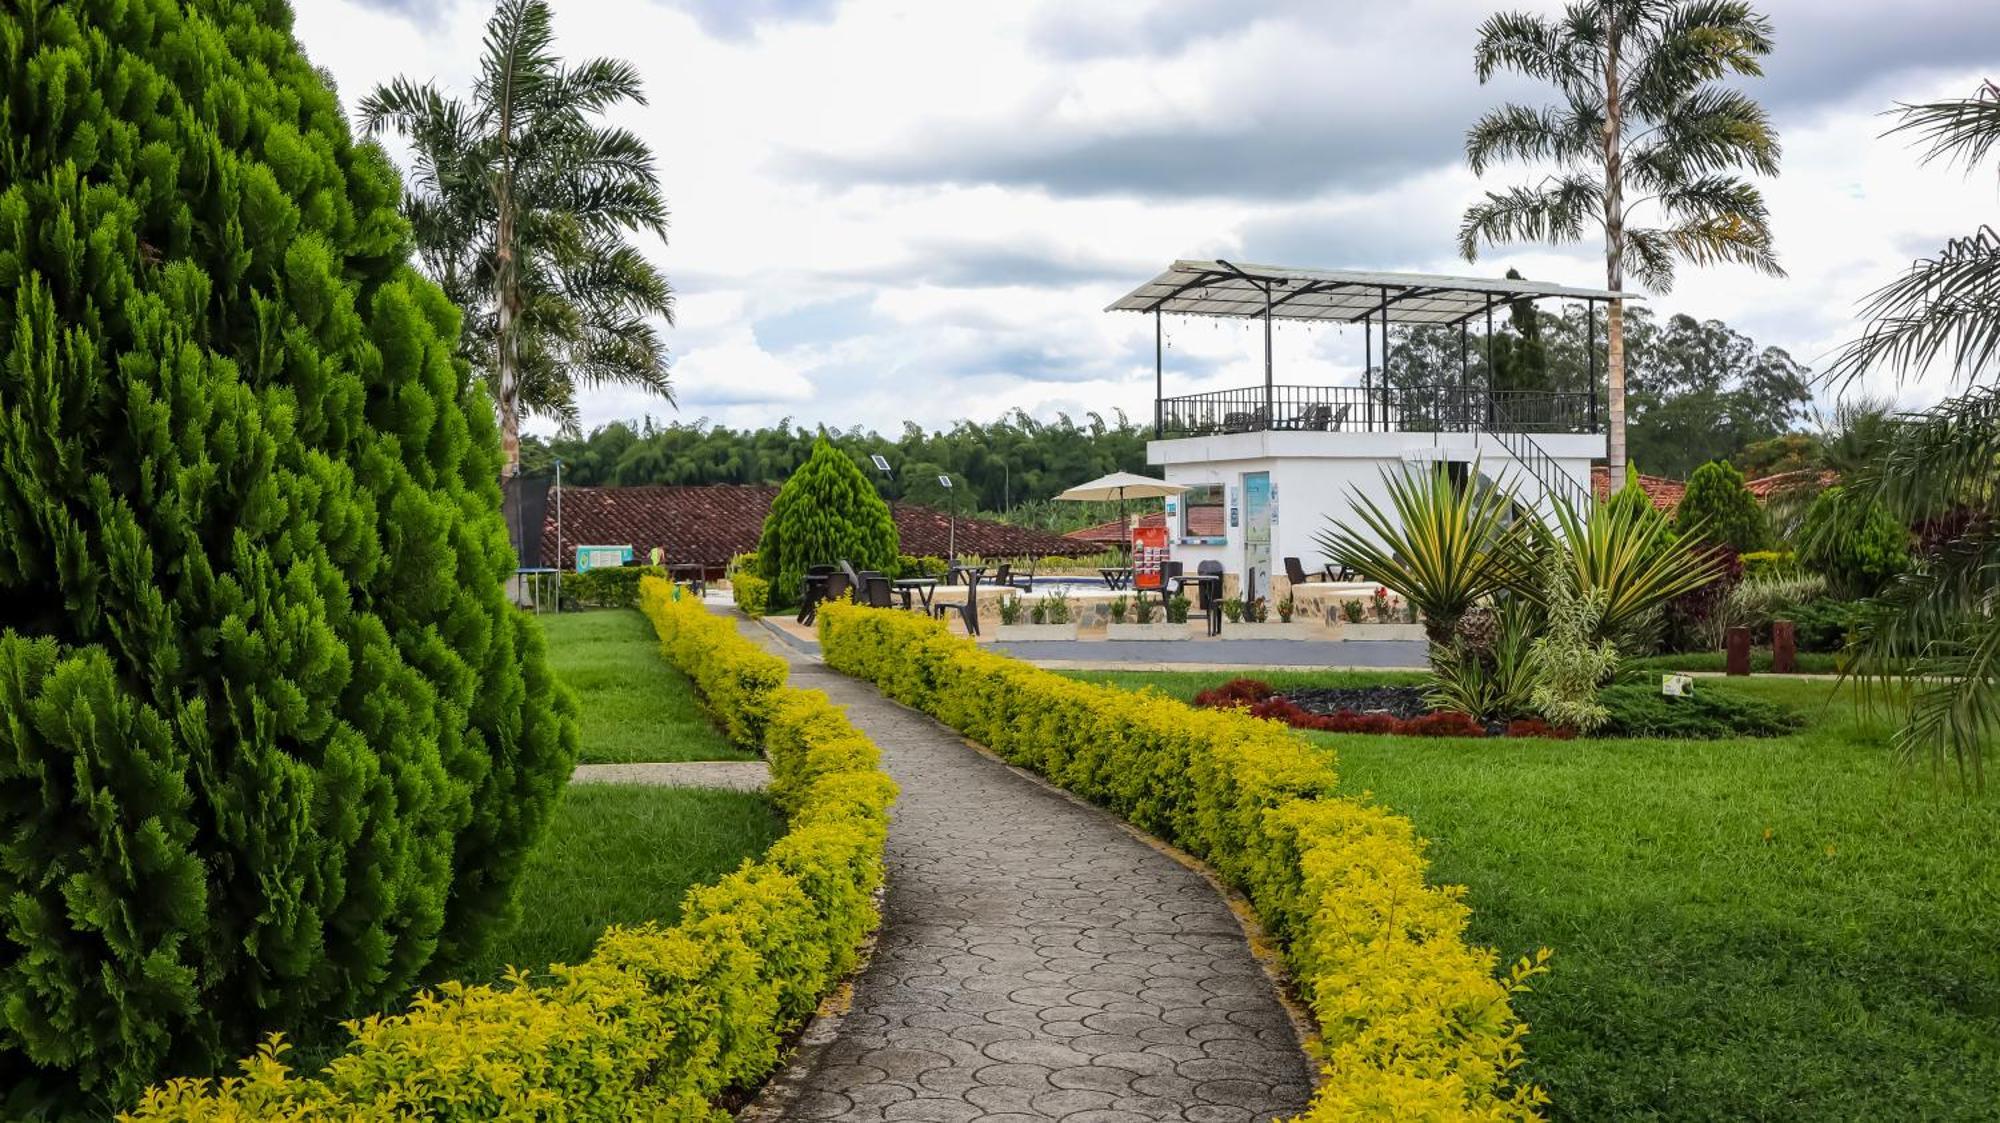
1822 81 2000 786
1459 0 1785 494
359 0 673 479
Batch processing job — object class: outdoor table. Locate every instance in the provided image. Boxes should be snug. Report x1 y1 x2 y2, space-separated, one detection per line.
891 578 938 612
1172 574 1225 636
1099 567 1135 590
668 562 706 595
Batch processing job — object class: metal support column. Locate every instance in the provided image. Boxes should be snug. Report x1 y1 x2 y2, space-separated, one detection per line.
1363 315 1373 432
1379 286 1391 432
1587 301 1599 432
1459 321 1470 433
1484 305 1496 429
1154 308 1164 439
1262 284 1274 426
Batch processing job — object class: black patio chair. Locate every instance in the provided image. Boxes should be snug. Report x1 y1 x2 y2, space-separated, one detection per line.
1008 557 1036 592
932 570 982 636
988 562 1012 589
1284 557 1329 587
1196 560 1226 636
856 570 894 608
1138 561 1182 613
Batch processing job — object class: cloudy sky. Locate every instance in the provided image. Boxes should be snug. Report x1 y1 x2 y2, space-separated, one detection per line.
296 0 2000 437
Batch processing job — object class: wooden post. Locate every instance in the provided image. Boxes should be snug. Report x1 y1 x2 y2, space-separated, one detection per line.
1725 627 1752 676
1771 620 1797 674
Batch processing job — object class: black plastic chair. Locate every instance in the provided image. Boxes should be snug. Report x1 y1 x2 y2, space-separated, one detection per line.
932 571 982 636
1196 560 1226 636
1284 556 1329 587
856 570 894 608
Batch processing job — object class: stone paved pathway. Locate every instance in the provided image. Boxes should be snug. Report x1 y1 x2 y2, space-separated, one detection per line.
569 760 770 790
744 618 1315 1123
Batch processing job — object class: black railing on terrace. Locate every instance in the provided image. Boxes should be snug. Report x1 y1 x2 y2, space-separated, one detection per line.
1153 384 1599 439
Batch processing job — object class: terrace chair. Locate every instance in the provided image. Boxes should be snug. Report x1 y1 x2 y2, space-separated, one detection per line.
988 562 1013 590
1326 402 1353 431
1221 411 1257 434
1196 560 1225 636
800 570 852 626
796 564 835 624
1284 557 1329 587
1294 403 1332 431
1008 557 1036 592
855 570 894 609
932 569 982 636
1138 561 1182 613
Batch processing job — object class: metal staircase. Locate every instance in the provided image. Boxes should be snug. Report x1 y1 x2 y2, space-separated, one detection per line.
1489 426 1593 513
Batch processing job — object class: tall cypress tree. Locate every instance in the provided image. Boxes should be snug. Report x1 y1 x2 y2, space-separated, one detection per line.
757 438 899 606
0 0 577 1106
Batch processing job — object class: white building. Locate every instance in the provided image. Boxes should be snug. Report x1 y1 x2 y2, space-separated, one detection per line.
1109 262 1623 600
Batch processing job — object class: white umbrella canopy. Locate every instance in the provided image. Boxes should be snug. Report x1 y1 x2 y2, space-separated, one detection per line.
1054 471 1187 503
1054 472 1186 556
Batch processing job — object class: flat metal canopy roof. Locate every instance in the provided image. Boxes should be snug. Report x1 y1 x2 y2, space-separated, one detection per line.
1107 260 1634 326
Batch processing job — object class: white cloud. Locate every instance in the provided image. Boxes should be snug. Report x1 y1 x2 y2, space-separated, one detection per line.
292 0 2000 439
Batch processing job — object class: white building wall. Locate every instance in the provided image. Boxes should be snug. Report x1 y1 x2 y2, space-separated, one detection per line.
1148 430 1601 591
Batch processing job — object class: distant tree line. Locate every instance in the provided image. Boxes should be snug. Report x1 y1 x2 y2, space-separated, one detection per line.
522 409 1152 530
1381 294 1812 480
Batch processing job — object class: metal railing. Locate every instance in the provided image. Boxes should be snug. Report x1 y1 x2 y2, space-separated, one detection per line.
1154 384 1597 439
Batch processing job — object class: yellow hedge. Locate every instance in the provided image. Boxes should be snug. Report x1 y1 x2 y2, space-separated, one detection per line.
817 602 1549 1121
126 582 895 1121
731 572 771 618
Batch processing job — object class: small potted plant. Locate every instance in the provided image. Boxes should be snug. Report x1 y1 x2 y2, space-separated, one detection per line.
1110 592 1183 639
1342 599 1365 624
998 592 1080 641
1342 586 1425 641
1221 597 1244 624
998 594 1022 626
1110 595 1129 624
1276 593 1296 623
1167 594 1192 625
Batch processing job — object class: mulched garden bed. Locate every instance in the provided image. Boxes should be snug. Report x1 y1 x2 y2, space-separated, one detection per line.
1192 679 1569 738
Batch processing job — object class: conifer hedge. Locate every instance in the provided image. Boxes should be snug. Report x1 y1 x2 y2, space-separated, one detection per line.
0 0 577 1106
755 437 899 606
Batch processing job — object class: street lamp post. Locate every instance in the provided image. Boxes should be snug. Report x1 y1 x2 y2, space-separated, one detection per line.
938 475 956 561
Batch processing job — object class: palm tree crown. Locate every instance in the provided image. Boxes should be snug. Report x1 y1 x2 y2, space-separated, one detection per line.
359 0 673 474
1821 81 2000 786
1460 0 1784 492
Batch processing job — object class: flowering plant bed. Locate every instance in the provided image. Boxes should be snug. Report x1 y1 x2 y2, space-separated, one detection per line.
1193 679 1571 738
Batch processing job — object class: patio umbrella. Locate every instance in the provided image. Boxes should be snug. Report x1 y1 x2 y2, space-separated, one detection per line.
1054 471 1186 556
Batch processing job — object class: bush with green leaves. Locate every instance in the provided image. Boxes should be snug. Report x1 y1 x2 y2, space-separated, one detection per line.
1674 461 1769 552
1527 565 1620 733
756 439 898 608
564 565 670 608
1798 486 1911 597
1598 682 1803 739
0 0 577 1106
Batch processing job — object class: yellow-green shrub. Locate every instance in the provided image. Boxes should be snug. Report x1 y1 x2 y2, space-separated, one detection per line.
125 582 894 1121
817 603 1547 1120
639 577 787 745
732 571 773 618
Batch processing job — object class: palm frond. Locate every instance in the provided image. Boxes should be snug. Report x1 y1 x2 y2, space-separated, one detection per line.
1546 492 1721 638
1885 80 2000 175
1458 176 1602 260
1623 0 1774 116
1465 101 1600 174
1826 226 2000 387
1473 9 1593 95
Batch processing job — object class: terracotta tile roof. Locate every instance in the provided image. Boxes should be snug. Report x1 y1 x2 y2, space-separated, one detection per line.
1067 513 1166 543
1744 469 1837 499
540 484 1093 569
1590 465 1687 510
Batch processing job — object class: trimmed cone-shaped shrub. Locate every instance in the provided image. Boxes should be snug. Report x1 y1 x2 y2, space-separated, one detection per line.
757 438 899 605
1674 460 1769 553
0 0 577 1106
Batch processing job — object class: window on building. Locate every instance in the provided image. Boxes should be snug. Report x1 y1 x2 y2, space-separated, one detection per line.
1182 483 1225 540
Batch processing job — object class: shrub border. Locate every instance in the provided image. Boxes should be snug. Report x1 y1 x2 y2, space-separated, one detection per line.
817 603 1549 1121
127 582 895 1121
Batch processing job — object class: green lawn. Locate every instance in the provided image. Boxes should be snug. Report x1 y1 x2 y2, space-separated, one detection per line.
1070 669 2000 1121
1627 649 1844 675
464 784 785 981
541 609 754 763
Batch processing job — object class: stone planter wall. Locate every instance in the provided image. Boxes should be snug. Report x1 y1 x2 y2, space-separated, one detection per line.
993 623 1080 642
1338 623 1428 642
1104 623 1190 641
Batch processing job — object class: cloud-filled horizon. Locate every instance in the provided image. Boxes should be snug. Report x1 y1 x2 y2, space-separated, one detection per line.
295 0 2000 439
